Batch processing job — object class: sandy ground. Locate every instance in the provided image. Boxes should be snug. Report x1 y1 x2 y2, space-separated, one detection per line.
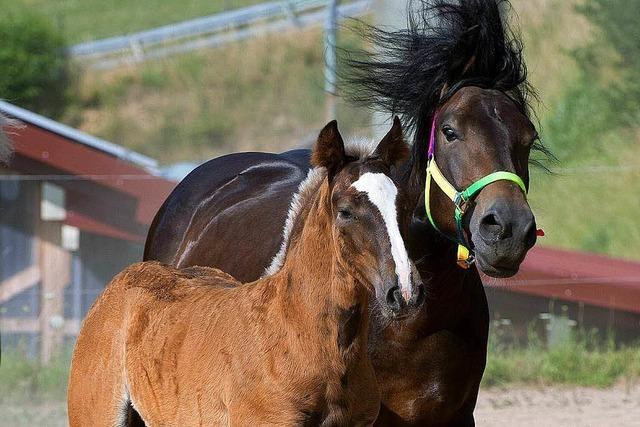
475 383 640 427
3 384 639 426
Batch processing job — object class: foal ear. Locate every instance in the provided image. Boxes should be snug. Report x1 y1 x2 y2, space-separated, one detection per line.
311 120 346 176
374 116 409 166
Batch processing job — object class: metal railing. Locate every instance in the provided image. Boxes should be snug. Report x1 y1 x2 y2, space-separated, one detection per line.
69 0 371 69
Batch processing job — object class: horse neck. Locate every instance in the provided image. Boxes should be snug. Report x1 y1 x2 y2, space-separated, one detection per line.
392 121 478 319
276 181 369 322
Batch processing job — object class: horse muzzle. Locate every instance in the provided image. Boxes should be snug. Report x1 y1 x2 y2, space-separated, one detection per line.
471 198 537 278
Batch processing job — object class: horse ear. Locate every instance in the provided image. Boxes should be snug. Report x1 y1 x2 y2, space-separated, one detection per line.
373 116 408 166
311 120 346 176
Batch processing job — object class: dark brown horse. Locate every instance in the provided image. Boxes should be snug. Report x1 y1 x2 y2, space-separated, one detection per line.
69 120 422 426
145 1 547 424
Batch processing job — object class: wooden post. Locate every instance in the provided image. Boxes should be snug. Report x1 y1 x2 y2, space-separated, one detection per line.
324 0 339 122
38 182 71 364
371 0 407 139
39 220 70 363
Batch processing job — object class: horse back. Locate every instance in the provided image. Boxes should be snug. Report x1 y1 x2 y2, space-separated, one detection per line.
144 149 311 282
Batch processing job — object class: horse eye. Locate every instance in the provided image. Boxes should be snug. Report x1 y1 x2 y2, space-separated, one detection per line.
442 126 457 142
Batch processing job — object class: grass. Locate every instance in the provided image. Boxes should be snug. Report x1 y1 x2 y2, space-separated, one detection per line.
0 348 70 427
483 328 640 388
62 0 640 260
508 0 640 259
1 0 262 44
526 77 640 258
0 334 638 411
0 348 71 403
66 27 371 163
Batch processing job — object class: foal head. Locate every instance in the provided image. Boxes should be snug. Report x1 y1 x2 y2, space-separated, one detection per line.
311 118 424 318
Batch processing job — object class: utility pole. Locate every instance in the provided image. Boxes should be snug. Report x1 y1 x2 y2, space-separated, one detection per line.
371 0 406 139
324 0 339 122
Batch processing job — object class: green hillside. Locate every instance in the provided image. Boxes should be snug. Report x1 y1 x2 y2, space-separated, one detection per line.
66 28 370 161
515 0 640 257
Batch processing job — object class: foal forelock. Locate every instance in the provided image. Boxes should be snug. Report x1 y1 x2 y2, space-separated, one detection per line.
351 173 412 301
343 136 377 159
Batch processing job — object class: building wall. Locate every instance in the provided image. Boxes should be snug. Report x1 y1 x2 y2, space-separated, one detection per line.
0 175 40 356
486 288 640 346
1 169 144 360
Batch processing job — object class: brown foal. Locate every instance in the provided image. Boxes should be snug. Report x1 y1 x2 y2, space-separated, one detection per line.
68 119 421 426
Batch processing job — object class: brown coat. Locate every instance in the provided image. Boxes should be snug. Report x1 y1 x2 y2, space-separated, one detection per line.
68 119 415 426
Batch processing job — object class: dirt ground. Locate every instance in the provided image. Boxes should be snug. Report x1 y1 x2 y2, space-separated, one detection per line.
3 384 639 426
475 383 640 427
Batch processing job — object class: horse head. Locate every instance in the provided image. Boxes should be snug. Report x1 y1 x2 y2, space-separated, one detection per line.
342 0 550 277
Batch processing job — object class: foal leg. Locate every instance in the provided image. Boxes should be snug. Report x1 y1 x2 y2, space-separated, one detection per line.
68 281 131 426
67 340 130 427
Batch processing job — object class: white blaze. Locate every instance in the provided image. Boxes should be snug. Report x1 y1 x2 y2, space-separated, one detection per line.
352 172 413 300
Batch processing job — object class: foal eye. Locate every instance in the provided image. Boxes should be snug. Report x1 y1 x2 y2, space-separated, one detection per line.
338 208 354 221
442 126 457 142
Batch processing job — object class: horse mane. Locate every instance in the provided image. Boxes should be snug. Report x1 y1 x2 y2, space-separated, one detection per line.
0 111 17 165
264 136 379 276
341 0 548 170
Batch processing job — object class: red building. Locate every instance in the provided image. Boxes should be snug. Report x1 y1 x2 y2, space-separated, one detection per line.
485 246 640 344
0 101 175 361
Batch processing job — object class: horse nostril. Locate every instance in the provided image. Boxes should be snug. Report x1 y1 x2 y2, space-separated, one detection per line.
410 283 426 307
385 286 405 312
479 212 509 241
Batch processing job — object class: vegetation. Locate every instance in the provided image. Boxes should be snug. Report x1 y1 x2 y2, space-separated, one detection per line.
1 331 638 411
522 0 640 257
0 348 70 427
0 0 262 44
0 11 72 118
0 348 71 403
65 27 370 162
483 327 640 388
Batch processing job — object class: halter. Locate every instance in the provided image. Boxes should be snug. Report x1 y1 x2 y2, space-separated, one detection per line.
424 114 528 269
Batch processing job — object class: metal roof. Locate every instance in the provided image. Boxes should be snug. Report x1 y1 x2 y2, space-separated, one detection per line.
0 100 158 170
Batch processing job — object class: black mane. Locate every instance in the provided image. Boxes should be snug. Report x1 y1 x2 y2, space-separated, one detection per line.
340 0 544 172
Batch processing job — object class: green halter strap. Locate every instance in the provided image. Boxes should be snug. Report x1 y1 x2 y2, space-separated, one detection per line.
425 115 528 268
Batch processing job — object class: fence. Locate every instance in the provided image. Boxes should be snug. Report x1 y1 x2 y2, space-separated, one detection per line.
69 0 371 69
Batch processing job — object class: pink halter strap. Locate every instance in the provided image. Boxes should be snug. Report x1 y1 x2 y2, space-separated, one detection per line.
428 114 437 159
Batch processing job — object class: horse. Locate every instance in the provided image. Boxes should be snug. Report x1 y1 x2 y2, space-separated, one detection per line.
68 119 423 426
144 1 548 424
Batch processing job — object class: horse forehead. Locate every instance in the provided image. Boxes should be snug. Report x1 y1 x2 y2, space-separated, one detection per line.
447 88 531 132
350 172 398 209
